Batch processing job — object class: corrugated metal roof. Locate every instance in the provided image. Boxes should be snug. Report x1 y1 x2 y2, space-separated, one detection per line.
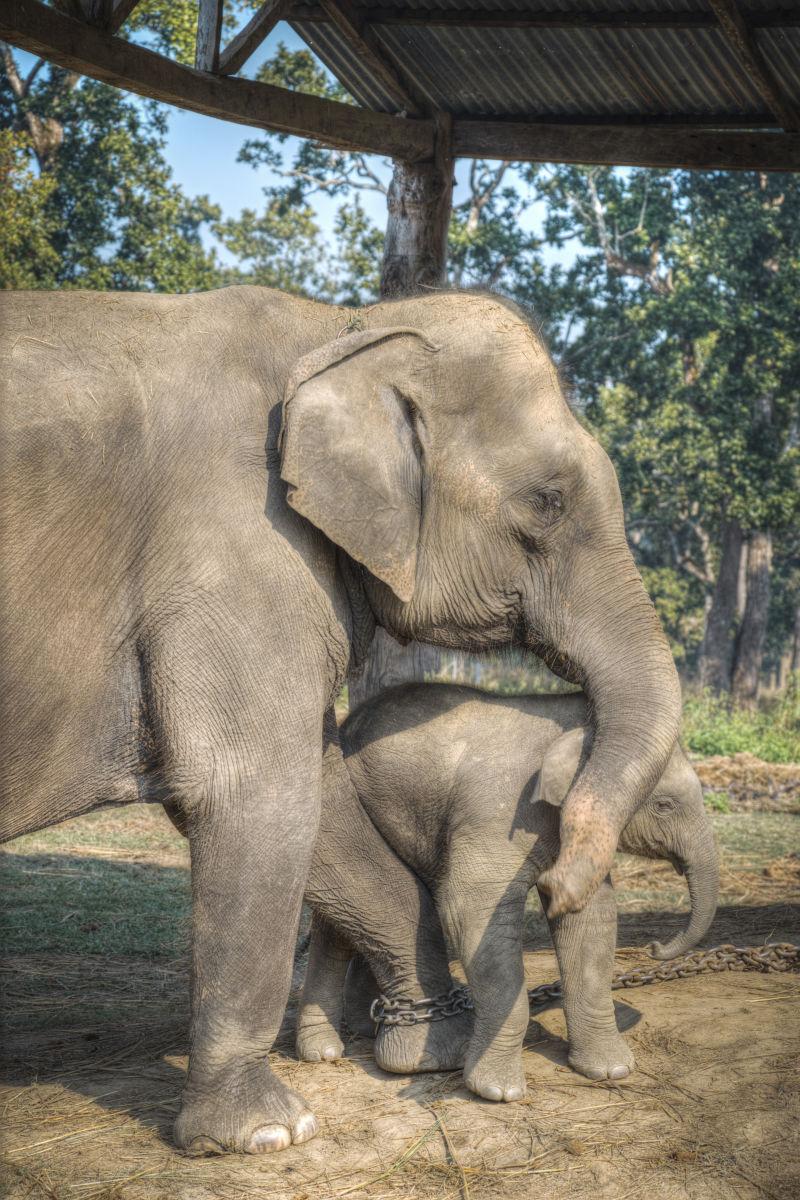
290 1 799 125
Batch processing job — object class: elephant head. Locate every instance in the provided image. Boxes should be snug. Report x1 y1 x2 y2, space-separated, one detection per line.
279 292 682 916
536 725 719 957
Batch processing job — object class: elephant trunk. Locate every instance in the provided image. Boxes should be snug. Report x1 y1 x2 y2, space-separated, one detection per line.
537 554 683 916
650 828 720 960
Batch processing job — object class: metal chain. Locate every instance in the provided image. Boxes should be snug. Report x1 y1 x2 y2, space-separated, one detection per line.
528 942 800 1009
370 945 798 1027
371 985 474 1028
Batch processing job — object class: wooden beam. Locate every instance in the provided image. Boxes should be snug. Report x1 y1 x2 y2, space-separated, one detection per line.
218 0 293 76
317 0 424 114
195 0 223 73
107 0 142 34
708 0 800 133
0 0 434 159
291 5 800 31
453 121 800 173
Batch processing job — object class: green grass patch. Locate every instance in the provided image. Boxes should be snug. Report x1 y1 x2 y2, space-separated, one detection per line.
682 679 800 763
0 850 189 960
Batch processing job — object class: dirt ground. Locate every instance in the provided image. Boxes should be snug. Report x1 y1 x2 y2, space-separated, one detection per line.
1 756 799 1200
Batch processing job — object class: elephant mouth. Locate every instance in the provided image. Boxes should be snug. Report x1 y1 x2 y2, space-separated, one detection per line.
668 854 685 876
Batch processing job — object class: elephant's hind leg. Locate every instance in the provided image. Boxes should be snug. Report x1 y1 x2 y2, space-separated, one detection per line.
296 914 350 1062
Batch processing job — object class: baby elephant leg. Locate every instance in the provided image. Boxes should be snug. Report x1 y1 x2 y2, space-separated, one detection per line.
443 872 529 1103
296 914 351 1062
343 954 380 1038
538 878 634 1081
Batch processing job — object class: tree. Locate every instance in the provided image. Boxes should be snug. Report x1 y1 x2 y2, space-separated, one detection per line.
1 6 221 294
536 166 800 700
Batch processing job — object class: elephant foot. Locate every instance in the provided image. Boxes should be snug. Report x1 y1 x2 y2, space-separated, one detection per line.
175 1061 318 1156
296 1016 345 1063
568 1030 635 1081
463 1042 527 1103
374 1010 472 1075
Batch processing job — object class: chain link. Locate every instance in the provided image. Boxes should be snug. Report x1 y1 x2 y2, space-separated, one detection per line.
528 942 800 1009
370 985 474 1028
370 945 799 1026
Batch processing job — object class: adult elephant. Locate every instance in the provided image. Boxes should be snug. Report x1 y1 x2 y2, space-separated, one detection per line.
0 286 680 1155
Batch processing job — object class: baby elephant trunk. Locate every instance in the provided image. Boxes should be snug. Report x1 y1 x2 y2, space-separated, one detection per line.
650 830 720 961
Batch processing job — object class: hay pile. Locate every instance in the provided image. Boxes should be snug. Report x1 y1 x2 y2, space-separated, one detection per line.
694 753 800 812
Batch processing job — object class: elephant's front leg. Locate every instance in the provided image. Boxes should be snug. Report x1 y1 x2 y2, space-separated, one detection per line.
538 878 635 1080
175 735 321 1156
441 858 530 1102
296 914 351 1062
304 716 471 1075
153 613 326 1156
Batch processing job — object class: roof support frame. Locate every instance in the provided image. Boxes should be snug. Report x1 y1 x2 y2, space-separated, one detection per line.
218 0 294 76
316 0 426 114
708 0 800 133
3 0 800 173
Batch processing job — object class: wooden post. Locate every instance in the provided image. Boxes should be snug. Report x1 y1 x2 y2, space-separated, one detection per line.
380 112 453 298
195 0 223 73
348 114 454 710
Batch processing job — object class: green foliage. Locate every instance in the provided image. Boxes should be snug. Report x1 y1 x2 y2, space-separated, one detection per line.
218 45 385 304
704 791 731 814
533 166 800 673
639 566 705 663
682 681 800 763
1 58 220 292
0 129 59 288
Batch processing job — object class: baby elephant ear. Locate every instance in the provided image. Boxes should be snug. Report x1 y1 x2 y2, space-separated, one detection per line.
533 726 593 807
280 327 438 603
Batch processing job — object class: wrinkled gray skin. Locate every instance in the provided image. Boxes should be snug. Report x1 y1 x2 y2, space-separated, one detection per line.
0 286 680 1154
297 684 718 1101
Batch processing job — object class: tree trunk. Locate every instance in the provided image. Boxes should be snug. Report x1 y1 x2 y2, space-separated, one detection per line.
699 518 745 692
731 529 773 707
791 604 800 674
379 113 453 300
349 117 454 710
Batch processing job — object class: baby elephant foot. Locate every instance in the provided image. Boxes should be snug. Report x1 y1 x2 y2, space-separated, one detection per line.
296 1018 345 1063
463 1043 527 1103
175 1061 318 1156
568 1030 635 1081
375 1010 472 1075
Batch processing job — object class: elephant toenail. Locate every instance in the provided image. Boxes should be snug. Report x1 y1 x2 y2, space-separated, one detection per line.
247 1124 292 1154
185 1136 226 1157
292 1112 319 1144
505 1086 524 1101
609 1065 630 1079
483 1085 503 1101
322 1046 339 1060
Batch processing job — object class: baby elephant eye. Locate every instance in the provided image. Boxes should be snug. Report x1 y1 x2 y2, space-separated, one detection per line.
652 797 675 816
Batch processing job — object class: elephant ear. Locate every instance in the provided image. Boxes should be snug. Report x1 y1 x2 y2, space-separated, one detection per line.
533 726 593 807
280 327 438 602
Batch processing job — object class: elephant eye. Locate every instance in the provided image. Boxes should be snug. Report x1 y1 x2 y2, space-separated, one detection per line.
531 490 564 521
652 797 675 816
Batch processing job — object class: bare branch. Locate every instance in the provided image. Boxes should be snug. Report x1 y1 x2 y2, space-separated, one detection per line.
1 39 27 98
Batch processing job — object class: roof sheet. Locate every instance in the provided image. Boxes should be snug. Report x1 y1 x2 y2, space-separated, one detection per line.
289 2 799 125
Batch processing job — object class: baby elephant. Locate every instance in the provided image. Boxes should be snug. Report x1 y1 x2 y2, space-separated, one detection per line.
298 684 718 1102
